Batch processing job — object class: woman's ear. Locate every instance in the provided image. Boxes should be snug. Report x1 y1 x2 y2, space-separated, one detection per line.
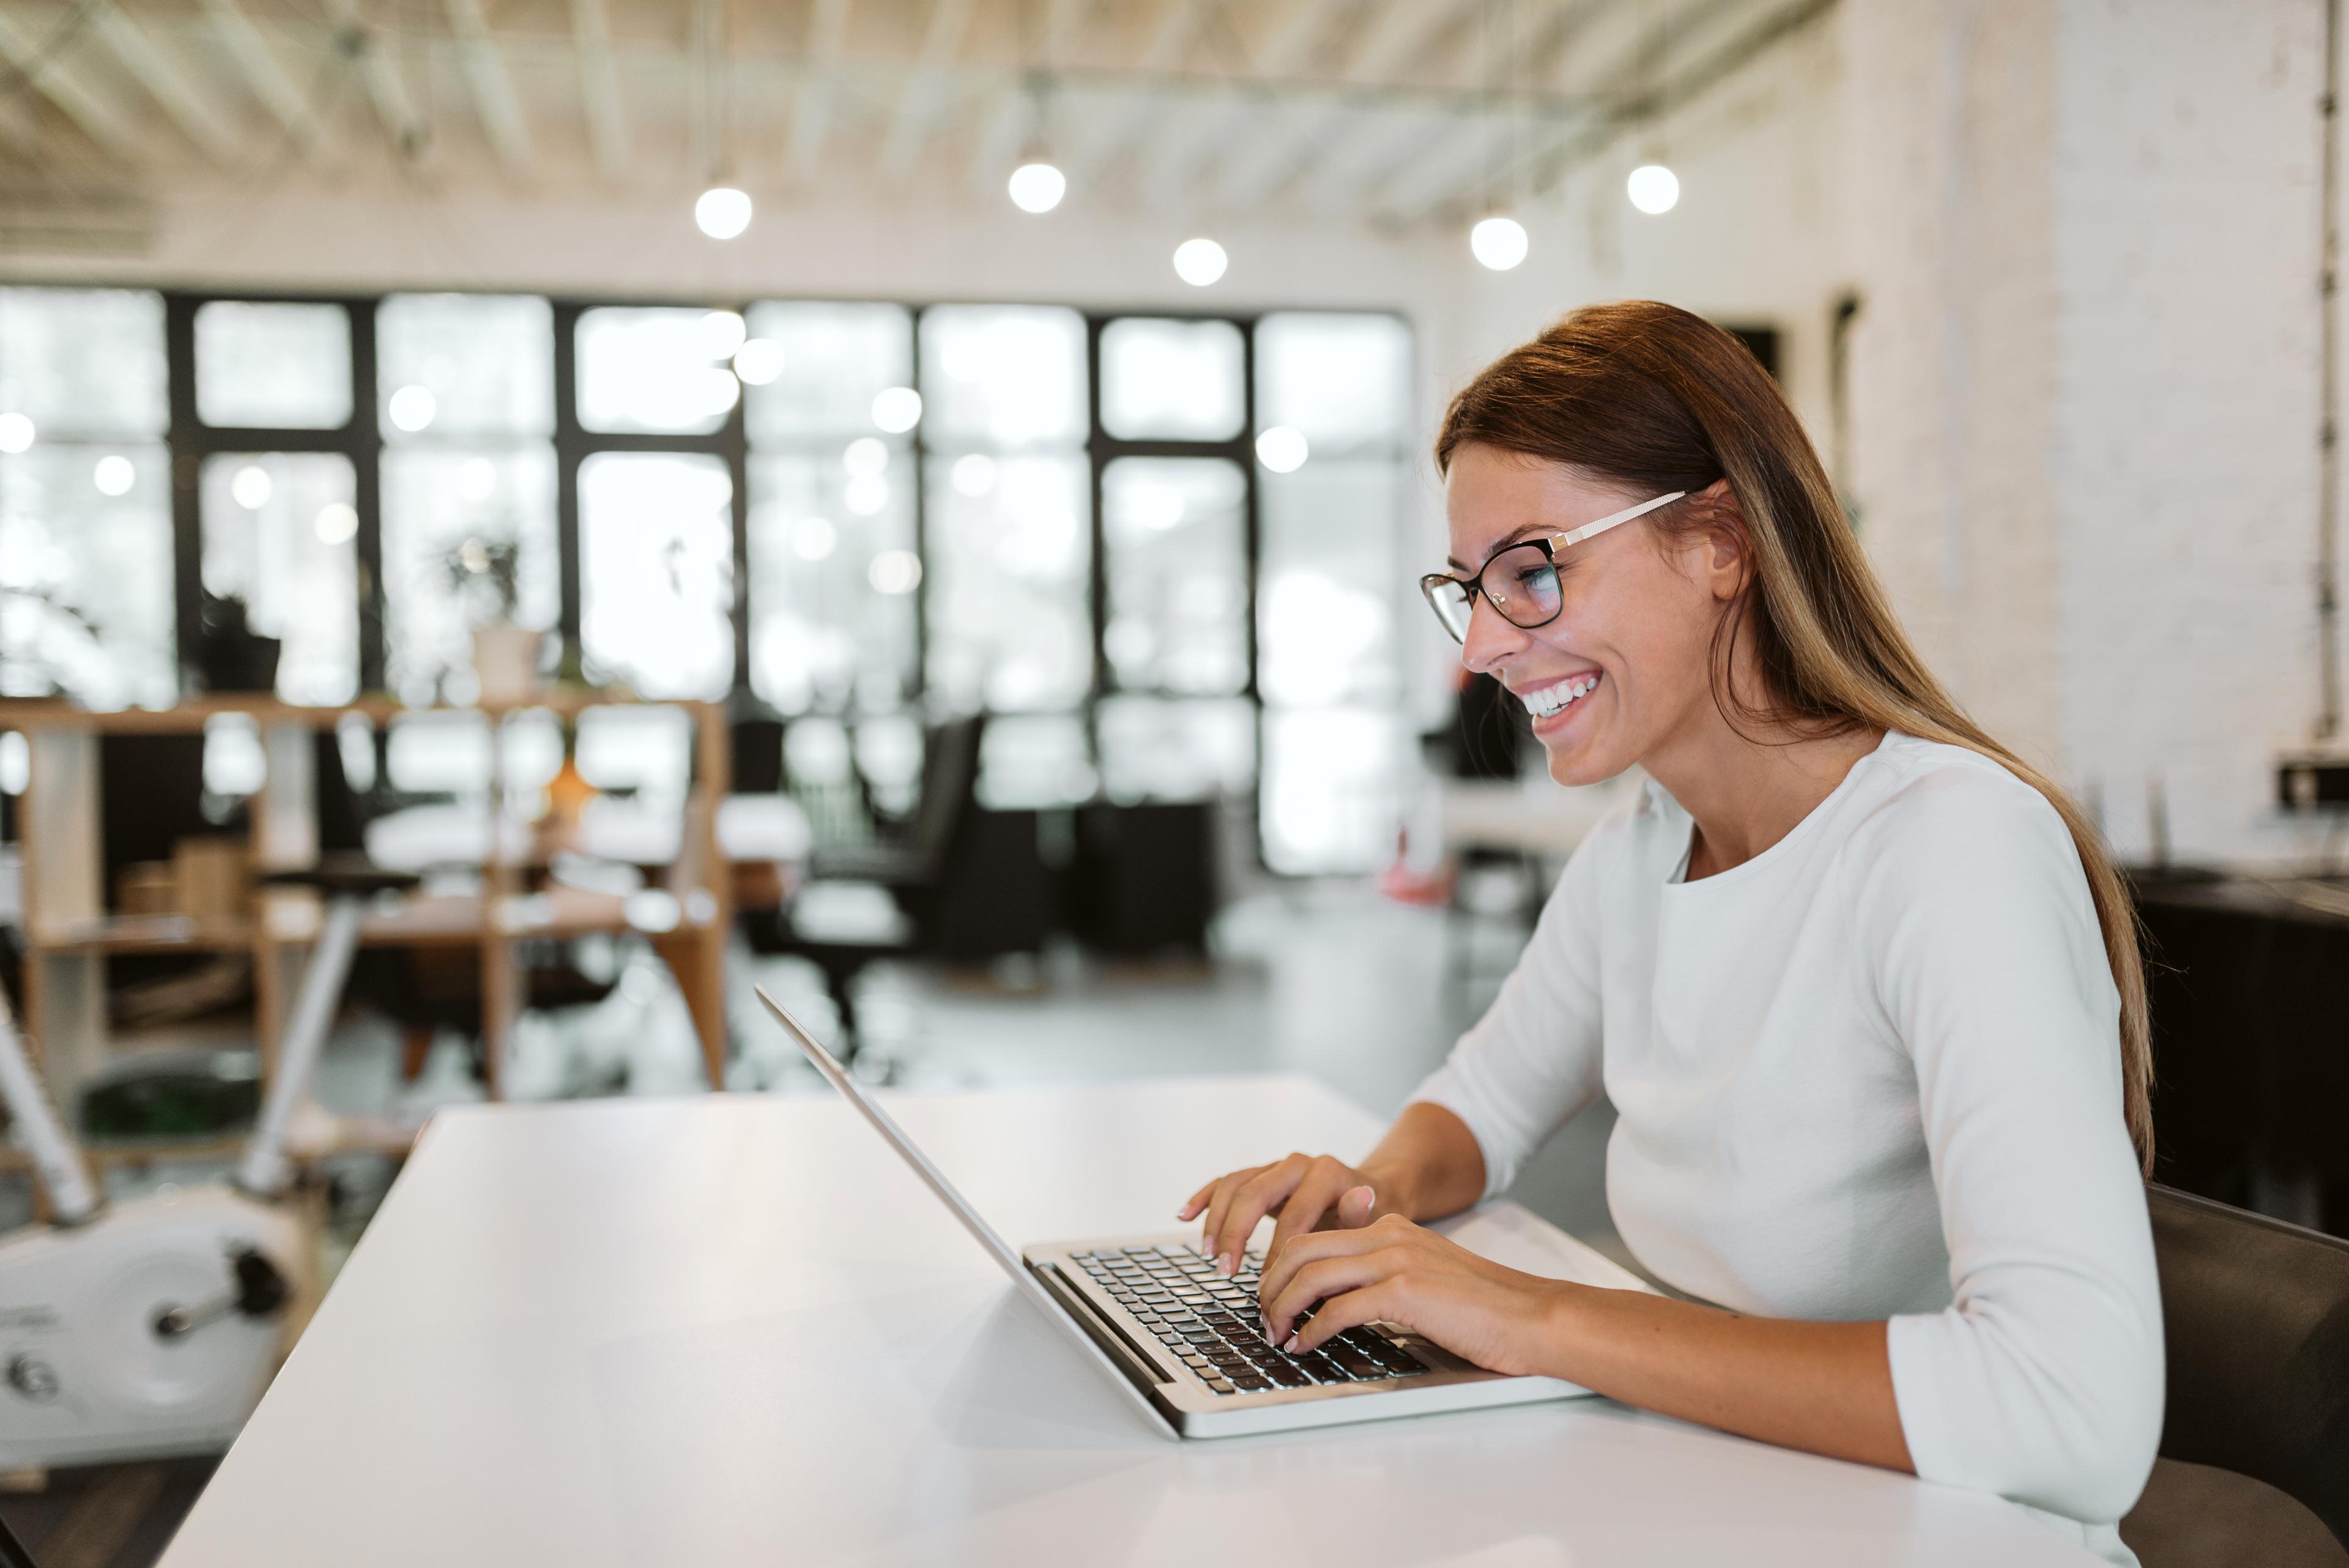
1693 479 1751 602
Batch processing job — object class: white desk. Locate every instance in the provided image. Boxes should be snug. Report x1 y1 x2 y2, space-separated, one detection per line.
161 1076 2106 1567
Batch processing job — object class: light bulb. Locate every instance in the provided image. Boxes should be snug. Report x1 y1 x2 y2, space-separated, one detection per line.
793 517 837 562
951 453 997 497
699 310 747 359
734 338 785 385
1471 215 1529 271
92 455 135 496
844 476 889 517
1008 161 1066 214
314 502 358 544
1173 237 1228 287
1627 164 1679 215
868 549 923 594
1255 426 1308 474
388 384 437 433
458 457 498 502
696 185 753 239
871 386 922 433
231 464 273 509
0 412 33 454
842 436 889 478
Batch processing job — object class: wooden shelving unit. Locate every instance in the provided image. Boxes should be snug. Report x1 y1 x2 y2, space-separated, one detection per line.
1 691 734 1171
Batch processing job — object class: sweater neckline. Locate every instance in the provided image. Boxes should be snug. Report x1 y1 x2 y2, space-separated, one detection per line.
1655 730 1904 894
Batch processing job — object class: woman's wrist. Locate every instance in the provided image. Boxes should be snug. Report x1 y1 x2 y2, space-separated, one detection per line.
1356 1160 1422 1222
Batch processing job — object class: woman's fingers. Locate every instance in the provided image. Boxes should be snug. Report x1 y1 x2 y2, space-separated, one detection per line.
1285 1277 1406 1358
1255 1217 1392 1309
1209 1154 1310 1273
1263 1157 1364 1265
1175 1176 1219 1222
1337 1184 1377 1228
1196 1165 1266 1260
1264 1249 1400 1342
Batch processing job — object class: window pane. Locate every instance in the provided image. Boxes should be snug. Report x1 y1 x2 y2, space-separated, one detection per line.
743 303 913 447
1102 457 1248 695
920 305 1086 448
579 452 734 699
1098 697 1255 803
1100 318 1244 441
0 288 166 438
382 445 558 704
378 294 554 440
1261 707 1401 874
977 713 1097 809
199 453 359 705
924 453 1090 712
576 307 743 436
195 302 353 429
747 451 916 713
1255 312 1411 451
0 444 174 707
1258 461 1402 707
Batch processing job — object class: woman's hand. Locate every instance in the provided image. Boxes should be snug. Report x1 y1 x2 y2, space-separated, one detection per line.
1176 1152 1400 1277
1256 1213 1570 1377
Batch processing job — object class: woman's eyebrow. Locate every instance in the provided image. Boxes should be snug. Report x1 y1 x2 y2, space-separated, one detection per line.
1444 523 1553 573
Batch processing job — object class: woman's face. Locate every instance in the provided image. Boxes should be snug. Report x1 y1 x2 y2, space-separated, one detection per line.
1444 444 1741 787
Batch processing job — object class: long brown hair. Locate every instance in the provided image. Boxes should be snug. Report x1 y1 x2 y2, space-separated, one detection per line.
1436 300 2153 1171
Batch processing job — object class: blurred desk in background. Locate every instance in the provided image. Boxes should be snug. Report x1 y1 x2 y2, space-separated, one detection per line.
1438 777 1630 859
2133 871 2349 1237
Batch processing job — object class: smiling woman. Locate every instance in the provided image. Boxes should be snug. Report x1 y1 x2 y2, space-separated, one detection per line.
1184 302 2166 1568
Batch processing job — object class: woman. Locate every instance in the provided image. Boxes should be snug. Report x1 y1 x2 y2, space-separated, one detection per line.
1182 302 2162 1563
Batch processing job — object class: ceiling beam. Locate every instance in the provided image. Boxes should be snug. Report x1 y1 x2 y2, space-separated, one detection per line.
320 0 430 162
444 0 533 173
1061 0 1207 189
0 9 138 158
1156 0 1346 212
202 0 333 157
1386 0 1828 225
876 0 976 179
786 0 852 175
89 1 241 163
568 0 628 179
1212 0 1483 212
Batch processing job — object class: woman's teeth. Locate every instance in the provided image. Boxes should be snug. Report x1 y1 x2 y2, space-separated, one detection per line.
1520 675 1598 719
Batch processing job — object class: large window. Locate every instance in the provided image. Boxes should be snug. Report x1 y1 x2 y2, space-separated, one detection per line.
0 286 1414 873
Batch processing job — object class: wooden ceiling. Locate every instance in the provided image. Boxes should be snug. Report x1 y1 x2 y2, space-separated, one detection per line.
0 0 1828 237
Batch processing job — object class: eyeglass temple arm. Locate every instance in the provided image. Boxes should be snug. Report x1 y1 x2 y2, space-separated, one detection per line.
1549 490 1687 551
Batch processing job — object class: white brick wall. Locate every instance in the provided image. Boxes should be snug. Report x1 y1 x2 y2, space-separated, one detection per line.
1847 0 2339 866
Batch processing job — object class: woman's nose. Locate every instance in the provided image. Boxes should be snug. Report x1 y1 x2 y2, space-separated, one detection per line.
1460 596 1524 676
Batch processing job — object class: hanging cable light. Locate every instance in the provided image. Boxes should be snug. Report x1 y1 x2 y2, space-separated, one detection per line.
1006 4 1066 214
1469 0 1531 271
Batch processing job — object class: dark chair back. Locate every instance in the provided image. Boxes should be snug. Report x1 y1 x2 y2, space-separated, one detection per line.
2149 1183 2349 1547
902 715 984 882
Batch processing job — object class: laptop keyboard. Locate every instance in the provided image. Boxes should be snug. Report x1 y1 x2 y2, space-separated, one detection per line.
1071 1244 1430 1397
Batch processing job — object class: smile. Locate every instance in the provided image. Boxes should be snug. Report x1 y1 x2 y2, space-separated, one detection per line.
1517 673 1600 719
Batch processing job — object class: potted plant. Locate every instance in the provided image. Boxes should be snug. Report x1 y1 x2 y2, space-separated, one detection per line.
440 535 537 706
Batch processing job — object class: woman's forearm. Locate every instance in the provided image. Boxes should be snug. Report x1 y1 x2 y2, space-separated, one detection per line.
1539 1286 1914 1474
1359 1102 1488 1222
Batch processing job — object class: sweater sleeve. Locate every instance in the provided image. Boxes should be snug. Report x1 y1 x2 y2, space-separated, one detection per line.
1405 810 1616 1200
1858 767 2163 1526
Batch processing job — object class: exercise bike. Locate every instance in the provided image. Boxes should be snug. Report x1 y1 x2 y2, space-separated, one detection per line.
0 864 414 1470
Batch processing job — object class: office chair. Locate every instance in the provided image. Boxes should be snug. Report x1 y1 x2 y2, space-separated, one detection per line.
2121 1184 2349 1564
760 715 987 1064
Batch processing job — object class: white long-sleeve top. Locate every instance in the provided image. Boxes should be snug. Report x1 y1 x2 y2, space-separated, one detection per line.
1411 732 2163 1563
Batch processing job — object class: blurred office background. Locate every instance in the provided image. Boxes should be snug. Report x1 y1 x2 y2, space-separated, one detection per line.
0 0 2344 1554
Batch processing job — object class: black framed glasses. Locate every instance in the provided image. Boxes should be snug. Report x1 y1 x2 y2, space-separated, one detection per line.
1419 491 1685 644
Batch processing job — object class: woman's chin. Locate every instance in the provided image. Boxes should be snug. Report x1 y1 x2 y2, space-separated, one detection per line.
1542 733 1621 789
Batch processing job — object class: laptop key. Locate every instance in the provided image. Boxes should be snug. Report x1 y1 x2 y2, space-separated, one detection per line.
1326 1344 1390 1380
1266 1363 1311 1388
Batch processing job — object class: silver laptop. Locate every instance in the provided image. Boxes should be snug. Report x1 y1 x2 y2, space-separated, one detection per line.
758 986 1591 1438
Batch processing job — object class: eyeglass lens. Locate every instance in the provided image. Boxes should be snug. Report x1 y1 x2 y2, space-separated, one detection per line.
1422 543 1562 642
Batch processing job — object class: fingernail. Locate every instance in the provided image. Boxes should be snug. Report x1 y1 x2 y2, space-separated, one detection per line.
1285 1334 1299 1353
1219 1253 1235 1277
